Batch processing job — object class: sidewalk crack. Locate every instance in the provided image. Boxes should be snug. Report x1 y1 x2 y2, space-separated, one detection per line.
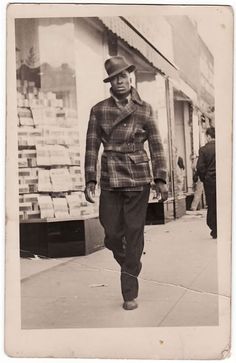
72 261 230 300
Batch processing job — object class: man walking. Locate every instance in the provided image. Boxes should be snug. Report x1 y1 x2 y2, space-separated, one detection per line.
84 56 168 310
197 127 217 238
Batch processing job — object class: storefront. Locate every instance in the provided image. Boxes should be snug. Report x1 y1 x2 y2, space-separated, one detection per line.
16 18 107 257
16 16 179 257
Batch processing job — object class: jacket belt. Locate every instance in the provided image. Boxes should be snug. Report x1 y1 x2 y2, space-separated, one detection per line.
104 143 144 153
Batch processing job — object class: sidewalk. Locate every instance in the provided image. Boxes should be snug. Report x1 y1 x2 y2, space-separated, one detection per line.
20 210 218 329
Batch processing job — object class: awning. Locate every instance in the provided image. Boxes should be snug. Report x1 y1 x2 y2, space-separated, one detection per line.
99 16 179 80
171 78 198 105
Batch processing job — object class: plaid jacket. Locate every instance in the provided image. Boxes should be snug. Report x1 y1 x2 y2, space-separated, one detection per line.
85 87 167 189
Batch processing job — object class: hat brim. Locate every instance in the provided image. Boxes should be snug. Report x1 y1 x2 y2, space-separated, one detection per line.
103 64 136 83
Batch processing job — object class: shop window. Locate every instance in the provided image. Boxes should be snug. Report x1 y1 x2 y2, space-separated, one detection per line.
16 18 77 114
16 18 98 222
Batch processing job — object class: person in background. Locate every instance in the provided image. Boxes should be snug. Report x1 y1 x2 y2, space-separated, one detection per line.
190 154 204 211
176 155 185 194
84 56 168 310
196 127 217 238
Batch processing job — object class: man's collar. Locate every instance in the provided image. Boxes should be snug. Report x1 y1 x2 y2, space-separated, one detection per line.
130 86 143 105
110 86 143 106
110 89 131 104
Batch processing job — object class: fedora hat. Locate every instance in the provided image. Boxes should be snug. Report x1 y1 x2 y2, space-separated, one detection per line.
103 56 136 83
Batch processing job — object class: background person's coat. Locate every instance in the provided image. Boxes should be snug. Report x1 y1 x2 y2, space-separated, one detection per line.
196 140 216 186
85 87 167 189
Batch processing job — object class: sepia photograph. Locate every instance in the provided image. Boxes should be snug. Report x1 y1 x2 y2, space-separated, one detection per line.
4 2 233 359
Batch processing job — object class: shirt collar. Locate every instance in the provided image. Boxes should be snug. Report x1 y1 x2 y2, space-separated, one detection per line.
110 86 143 106
110 89 131 106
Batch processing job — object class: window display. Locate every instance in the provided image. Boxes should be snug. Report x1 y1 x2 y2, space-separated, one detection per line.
16 18 99 222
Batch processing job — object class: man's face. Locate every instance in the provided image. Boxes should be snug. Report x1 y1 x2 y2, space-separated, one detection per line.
110 70 131 97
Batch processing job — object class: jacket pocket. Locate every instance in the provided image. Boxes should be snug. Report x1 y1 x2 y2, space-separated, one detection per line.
129 153 149 164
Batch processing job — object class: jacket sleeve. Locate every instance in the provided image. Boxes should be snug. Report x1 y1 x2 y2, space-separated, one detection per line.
84 108 101 185
146 105 167 183
196 147 206 182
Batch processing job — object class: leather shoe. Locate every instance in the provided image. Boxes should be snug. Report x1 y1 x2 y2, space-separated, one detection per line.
122 299 138 310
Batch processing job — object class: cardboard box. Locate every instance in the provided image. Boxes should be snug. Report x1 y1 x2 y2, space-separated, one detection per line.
19 117 34 126
19 202 32 211
50 168 72 192
27 211 41 220
66 194 81 216
52 197 69 218
23 193 38 203
50 145 71 165
38 169 52 192
18 158 28 168
19 195 24 203
17 107 31 117
19 185 29 194
18 168 31 177
38 195 54 219
36 145 51 166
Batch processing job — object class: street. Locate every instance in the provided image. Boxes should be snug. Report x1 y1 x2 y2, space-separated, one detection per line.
20 210 218 329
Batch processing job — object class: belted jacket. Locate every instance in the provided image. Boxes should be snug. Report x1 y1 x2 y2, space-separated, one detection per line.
85 87 167 189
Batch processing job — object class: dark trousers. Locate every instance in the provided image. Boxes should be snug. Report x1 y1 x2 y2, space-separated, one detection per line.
204 183 217 236
99 185 150 301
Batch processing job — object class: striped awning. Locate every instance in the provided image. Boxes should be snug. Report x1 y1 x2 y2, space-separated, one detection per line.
99 16 179 80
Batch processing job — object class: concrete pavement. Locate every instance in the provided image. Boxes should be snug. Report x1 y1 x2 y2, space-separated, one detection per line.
20 210 218 329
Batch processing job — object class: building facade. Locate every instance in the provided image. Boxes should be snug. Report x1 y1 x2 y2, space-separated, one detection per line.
166 15 214 213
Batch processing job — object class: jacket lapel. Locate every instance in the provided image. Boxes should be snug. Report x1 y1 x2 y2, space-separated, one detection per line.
110 101 137 132
103 87 143 137
109 87 143 135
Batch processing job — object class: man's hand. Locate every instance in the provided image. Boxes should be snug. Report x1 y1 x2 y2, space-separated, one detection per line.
84 182 96 203
155 181 168 202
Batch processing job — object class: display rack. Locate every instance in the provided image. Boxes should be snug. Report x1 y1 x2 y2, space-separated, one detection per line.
17 79 104 257
17 80 99 222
